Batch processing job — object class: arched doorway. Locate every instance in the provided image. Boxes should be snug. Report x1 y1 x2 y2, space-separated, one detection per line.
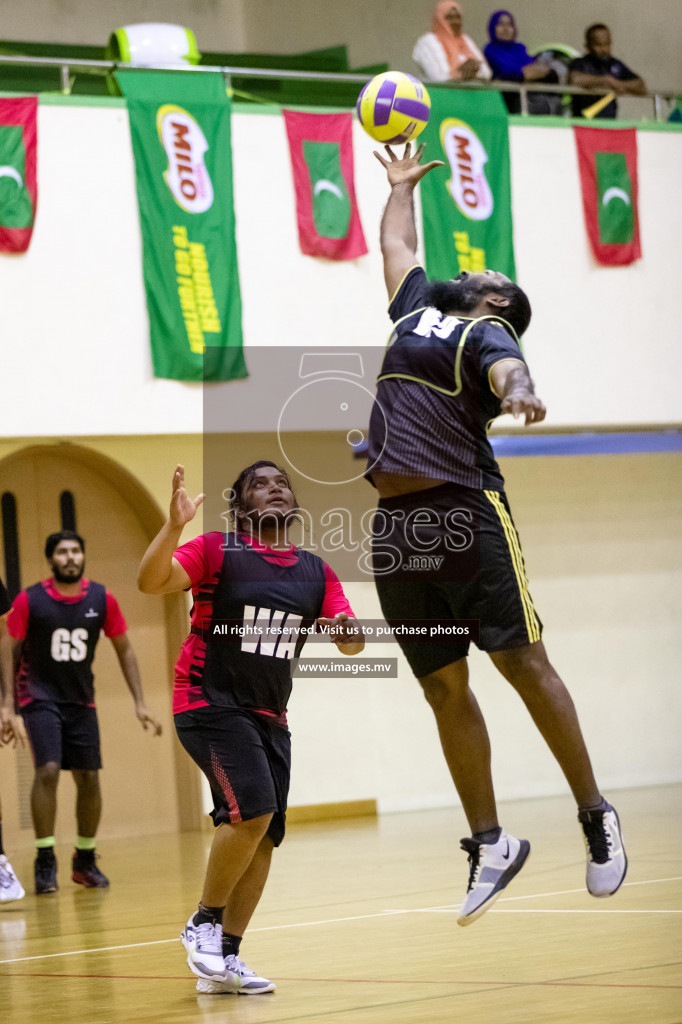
0 443 202 842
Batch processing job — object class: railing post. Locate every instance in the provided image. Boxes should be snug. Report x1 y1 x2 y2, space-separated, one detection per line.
519 84 528 116
60 64 71 95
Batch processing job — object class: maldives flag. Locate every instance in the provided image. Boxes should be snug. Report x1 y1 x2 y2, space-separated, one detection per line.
0 97 38 254
574 126 641 266
283 110 367 260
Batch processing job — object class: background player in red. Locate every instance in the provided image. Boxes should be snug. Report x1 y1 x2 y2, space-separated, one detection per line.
7 530 162 894
0 574 25 903
138 462 364 996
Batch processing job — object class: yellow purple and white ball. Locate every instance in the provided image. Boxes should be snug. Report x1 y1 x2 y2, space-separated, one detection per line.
356 71 431 145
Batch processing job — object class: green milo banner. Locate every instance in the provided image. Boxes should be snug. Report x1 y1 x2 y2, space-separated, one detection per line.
118 71 247 382
418 89 516 281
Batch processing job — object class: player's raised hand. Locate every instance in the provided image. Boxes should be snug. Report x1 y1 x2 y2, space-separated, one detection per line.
169 465 205 527
374 142 444 188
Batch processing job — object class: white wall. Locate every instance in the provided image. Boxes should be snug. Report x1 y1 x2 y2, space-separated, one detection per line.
1 99 681 437
0 0 247 53
510 122 682 428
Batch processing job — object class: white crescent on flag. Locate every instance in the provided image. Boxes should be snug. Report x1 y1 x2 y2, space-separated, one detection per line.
602 187 631 207
313 179 344 199
0 166 24 188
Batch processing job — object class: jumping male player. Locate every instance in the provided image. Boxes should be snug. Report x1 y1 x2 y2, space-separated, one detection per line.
366 143 627 925
7 531 162 894
138 463 363 996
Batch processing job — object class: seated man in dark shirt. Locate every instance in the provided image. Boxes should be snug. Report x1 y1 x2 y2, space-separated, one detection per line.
569 23 646 118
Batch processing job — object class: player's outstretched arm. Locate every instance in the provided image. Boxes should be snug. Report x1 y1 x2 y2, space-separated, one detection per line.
109 633 162 735
375 142 443 300
137 465 202 595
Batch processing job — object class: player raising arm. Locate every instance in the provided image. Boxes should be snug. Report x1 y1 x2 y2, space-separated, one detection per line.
364 143 626 926
138 462 363 996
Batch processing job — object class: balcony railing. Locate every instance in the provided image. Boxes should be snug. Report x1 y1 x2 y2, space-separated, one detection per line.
0 53 678 122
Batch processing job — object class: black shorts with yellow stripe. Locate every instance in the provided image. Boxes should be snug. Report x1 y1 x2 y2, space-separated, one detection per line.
372 482 542 677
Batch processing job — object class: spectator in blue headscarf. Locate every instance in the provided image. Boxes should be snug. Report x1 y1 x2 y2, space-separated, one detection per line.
484 10 562 114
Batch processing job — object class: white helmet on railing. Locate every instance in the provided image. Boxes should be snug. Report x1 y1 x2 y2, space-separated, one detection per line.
107 24 201 67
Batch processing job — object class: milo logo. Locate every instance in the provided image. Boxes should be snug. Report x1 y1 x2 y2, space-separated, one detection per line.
440 118 493 221
156 104 214 214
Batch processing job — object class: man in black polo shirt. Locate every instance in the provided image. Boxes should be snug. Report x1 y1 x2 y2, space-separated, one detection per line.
8 530 162 894
367 143 627 925
569 23 646 119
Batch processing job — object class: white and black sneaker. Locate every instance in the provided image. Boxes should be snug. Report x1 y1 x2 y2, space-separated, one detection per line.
196 955 275 995
457 830 531 926
0 856 25 903
579 801 628 897
181 913 229 981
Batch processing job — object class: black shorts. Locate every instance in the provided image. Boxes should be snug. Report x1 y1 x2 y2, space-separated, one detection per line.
175 706 291 847
372 482 543 677
21 700 102 771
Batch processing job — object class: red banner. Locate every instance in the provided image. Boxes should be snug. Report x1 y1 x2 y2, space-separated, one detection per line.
0 97 38 254
574 127 641 266
283 110 367 261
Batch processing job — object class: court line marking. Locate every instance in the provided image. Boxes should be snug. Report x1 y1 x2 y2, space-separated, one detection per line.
421 909 682 915
0 971 680 991
388 875 682 913
0 874 679 966
0 938 176 964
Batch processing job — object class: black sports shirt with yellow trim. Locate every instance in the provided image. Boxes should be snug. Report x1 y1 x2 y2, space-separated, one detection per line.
366 266 526 491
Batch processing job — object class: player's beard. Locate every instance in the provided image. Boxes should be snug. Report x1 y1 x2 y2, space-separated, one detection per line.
242 507 300 543
424 277 490 316
53 564 85 583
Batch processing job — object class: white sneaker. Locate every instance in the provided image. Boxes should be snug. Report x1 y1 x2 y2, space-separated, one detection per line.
196 954 276 995
579 801 628 897
180 913 228 981
457 830 531 927
0 856 25 903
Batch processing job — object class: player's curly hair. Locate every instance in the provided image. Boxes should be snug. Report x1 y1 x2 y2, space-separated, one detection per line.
228 461 298 531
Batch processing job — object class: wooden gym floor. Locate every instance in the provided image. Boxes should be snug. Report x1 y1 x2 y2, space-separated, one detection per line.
0 784 680 1024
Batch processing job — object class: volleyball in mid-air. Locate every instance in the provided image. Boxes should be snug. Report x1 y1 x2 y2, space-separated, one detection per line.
356 71 431 145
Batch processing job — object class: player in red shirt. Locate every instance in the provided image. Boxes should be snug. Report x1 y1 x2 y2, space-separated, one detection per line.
0 575 25 903
7 531 162 895
138 462 364 996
